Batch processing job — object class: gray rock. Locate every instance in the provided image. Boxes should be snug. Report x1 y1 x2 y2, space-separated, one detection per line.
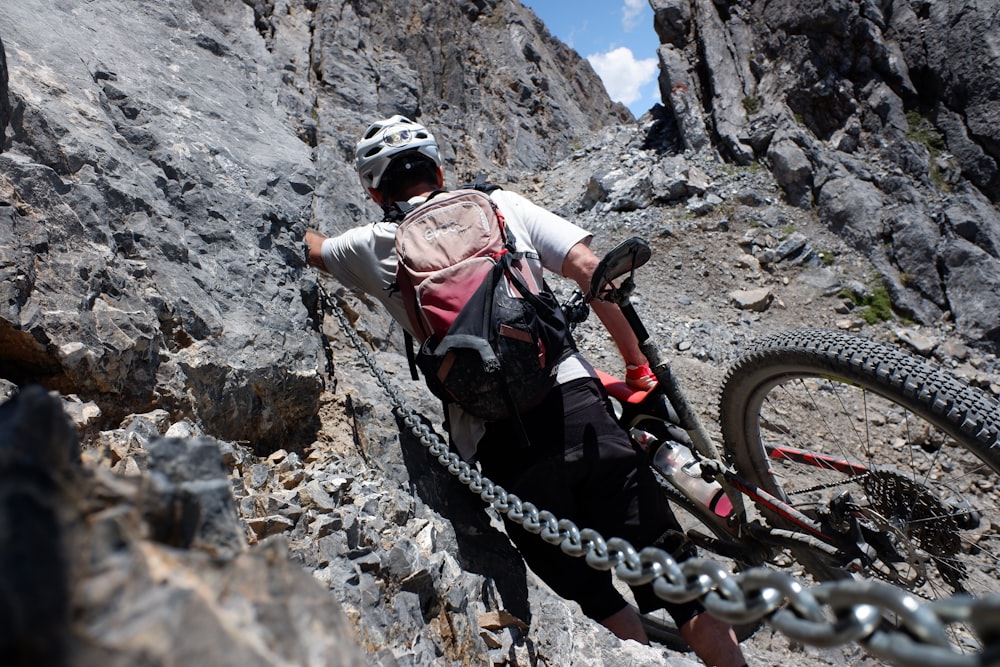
768 136 813 208
815 175 885 248
144 436 245 557
690 0 754 164
774 233 809 262
0 386 74 665
657 45 711 153
894 327 938 357
0 35 8 149
889 0 1000 199
729 287 774 312
651 0 692 47
942 238 1000 346
645 0 1000 349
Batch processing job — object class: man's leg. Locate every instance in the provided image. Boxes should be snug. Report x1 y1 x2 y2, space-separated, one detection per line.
600 604 648 643
601 604 747 667
680 612 748 667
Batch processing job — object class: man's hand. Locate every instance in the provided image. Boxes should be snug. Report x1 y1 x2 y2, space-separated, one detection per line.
625 363 658 391
305 229 328 270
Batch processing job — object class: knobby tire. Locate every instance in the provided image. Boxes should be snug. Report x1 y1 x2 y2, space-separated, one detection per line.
719 327 1000 653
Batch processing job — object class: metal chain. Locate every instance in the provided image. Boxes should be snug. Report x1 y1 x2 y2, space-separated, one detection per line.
788 472 870 496
319 287 1000 667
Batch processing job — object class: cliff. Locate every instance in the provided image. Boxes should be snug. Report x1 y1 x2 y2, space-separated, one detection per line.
0 1 998 666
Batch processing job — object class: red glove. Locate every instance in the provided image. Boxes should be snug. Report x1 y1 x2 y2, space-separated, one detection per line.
625 363 658 391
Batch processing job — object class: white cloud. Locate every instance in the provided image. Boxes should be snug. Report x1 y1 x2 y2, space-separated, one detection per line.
622 0 647 31
587 46 658 106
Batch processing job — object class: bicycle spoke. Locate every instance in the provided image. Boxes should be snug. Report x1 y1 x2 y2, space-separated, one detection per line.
720 329 1000 655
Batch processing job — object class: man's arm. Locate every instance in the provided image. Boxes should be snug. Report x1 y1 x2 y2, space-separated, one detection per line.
560 241 649 369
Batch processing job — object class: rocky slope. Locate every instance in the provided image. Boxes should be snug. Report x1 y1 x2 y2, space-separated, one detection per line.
0 1 998 666
647 0 1000 348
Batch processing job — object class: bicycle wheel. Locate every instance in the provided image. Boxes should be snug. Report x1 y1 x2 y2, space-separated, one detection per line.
719 328 1000 652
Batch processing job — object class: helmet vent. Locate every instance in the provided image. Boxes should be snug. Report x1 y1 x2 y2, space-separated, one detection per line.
355 115 441 192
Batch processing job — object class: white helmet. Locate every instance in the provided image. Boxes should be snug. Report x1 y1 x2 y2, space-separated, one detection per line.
355 115 442 191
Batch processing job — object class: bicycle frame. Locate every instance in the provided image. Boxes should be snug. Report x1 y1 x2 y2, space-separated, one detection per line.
600 371 862 552
588 237 879 567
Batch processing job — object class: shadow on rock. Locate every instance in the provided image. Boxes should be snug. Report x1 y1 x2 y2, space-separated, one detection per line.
395 411 532 625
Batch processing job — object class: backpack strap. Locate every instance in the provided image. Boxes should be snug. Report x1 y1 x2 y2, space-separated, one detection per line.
481 258 533 449
499 253 578 362
403 331 419 381
384 201 412 222
384 189 450 222
486 198 519 259
462 174 503 194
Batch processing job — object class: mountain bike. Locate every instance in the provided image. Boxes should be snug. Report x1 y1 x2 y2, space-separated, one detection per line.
575 237 1000 652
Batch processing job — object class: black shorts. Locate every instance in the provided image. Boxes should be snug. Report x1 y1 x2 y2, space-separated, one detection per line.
474 376 703 627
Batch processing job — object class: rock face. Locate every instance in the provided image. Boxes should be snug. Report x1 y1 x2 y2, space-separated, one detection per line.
0 0 322 452
0 386 368 667
0 0 628 452
1 1 999 666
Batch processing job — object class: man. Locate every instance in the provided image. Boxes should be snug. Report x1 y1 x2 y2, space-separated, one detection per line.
306 115 747 667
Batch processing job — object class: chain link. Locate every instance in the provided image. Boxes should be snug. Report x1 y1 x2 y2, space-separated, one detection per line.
318 287 1000 667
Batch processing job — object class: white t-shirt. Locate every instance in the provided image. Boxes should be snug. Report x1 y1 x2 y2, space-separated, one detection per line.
320 189 599 459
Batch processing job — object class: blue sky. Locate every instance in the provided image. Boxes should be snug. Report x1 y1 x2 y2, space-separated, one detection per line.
524 0 661 117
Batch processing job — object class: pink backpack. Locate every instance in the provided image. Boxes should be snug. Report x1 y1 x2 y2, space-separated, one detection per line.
391 188 573 420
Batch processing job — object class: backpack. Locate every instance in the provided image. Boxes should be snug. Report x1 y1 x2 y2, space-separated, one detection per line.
392 187 573 422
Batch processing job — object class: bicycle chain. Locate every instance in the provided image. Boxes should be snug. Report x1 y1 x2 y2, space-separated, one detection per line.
787 472 871 497
318 286 999 667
